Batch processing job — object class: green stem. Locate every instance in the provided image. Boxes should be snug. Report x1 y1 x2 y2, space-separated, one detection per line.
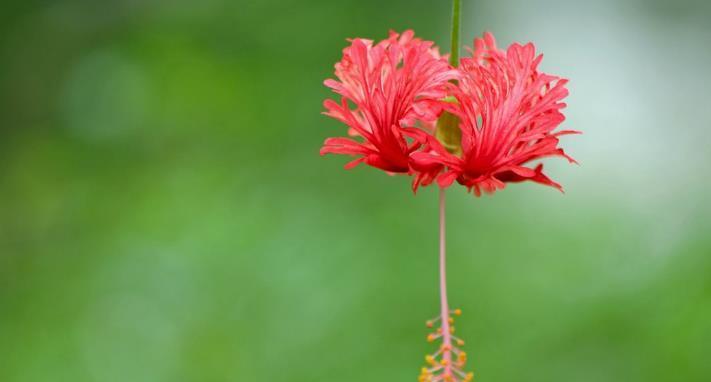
449 0 461 67
435 0 463 153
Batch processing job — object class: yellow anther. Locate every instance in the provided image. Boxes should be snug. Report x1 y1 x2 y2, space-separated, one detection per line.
449 326 455 334
426 320 434 328
456 339 465 346
454 309 462 316
441 344 451 351
425 355 436 365
440 359 449 366
448 317 455 324
464 372 474 381
427 334 436 342
437 328 443 334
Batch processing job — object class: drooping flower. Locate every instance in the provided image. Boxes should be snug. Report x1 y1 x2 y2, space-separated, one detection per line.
411 32 579 196
320 30 457 178
320 22 578 382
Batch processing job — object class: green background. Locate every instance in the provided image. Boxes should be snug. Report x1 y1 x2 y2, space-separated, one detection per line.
1 0 710 381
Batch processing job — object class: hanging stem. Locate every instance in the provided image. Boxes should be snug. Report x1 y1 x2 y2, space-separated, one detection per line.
449 0 461 66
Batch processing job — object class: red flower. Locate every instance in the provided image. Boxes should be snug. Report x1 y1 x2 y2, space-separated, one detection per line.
412 32 579 196
320 30 457 174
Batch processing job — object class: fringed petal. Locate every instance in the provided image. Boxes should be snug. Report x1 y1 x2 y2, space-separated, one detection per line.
321 30 456 180
442 32 577 196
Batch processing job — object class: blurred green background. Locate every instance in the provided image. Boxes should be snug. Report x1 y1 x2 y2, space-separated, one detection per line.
1 0 710 381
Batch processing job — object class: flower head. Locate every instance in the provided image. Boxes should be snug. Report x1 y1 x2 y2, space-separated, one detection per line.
412 32 579 196
320 30 457 177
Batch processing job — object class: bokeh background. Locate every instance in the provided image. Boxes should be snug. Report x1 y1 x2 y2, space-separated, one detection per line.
1 0 710 381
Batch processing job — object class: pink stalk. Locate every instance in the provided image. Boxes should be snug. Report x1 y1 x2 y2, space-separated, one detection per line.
439 188 453 376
